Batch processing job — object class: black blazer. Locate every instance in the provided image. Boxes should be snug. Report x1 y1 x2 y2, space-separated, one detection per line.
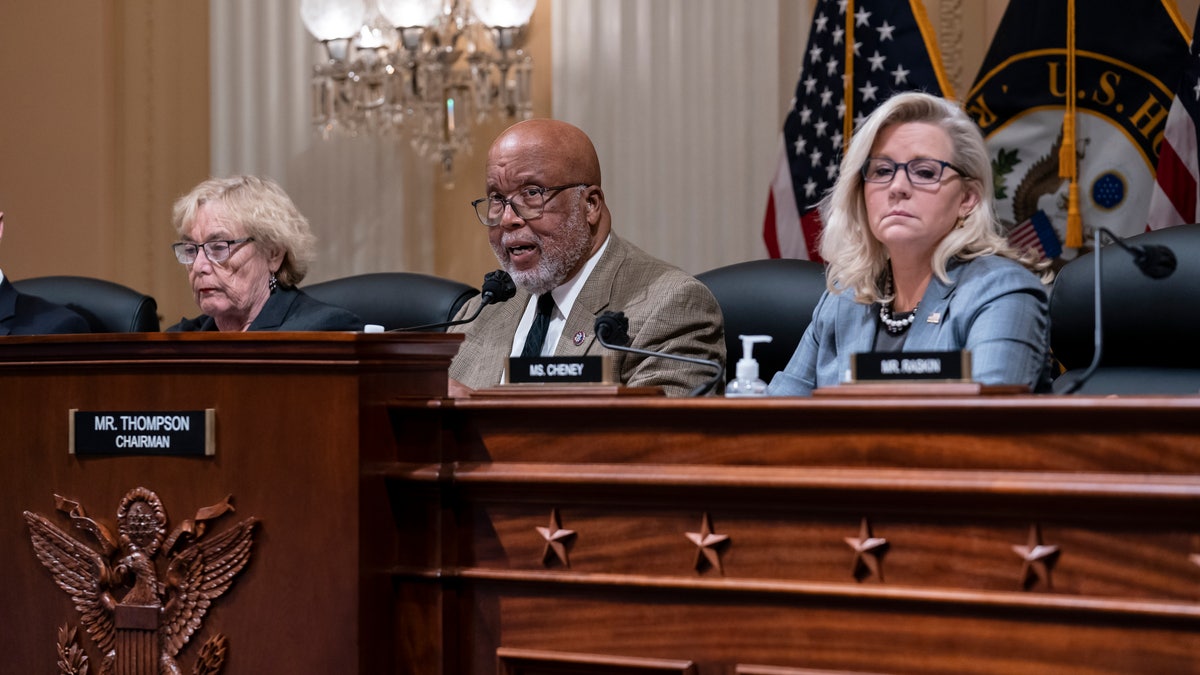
167 286 363 332
0 277 90 335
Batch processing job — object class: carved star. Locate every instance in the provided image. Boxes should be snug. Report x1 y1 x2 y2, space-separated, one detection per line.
1012 524 1060 590
844 517 889 582
536 508 575 568
685 513 730 574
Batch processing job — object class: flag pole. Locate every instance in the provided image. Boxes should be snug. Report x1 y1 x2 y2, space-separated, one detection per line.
1058 0 1083 247
843 0 855 152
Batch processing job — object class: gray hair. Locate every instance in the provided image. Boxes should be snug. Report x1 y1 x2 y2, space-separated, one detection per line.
172 175 316 287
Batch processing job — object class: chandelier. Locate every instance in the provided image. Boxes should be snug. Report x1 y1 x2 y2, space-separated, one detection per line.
300 0 537 182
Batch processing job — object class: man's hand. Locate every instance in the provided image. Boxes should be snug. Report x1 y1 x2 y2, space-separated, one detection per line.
447 377 473 399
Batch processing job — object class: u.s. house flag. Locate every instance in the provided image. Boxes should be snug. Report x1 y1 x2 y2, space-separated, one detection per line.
1146 5 1200 231
763 0 952 261
966 0 1189 253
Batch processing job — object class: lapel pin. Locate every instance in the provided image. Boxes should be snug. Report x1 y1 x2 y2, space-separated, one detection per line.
573 330 586 345
926 312 941 324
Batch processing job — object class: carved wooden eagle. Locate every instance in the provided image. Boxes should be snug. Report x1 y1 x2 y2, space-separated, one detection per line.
24 488 257 675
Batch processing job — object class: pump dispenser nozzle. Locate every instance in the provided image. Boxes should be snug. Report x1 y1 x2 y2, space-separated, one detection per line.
726 334 772 397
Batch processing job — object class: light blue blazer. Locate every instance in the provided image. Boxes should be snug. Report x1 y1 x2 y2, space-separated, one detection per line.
767 255 1052 396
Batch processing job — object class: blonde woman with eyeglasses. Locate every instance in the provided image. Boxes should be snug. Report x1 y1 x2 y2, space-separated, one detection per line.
166 176 361 332
768 92 1053 396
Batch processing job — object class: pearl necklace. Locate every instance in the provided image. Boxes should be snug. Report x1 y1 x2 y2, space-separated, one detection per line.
879 274 919 334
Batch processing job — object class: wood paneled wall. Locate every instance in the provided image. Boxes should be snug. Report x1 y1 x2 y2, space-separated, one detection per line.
0 2 209 325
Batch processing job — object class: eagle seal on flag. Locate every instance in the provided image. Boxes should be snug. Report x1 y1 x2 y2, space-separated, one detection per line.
965 0 1189 256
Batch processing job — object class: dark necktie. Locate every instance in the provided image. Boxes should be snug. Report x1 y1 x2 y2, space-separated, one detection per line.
521 293 556 357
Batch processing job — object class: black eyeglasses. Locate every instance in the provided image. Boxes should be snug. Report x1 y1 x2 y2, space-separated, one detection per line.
172 238 254 265
861 157 970 185
471 183 589 227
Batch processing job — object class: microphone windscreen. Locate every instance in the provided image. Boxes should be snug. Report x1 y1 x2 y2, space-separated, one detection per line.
594 311 630 346
480 270 517 304
590 309 723 396
1135 245 1177 279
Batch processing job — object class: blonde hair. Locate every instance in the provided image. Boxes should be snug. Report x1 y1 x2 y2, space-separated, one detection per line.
172 175 316 287
817 91 1049 304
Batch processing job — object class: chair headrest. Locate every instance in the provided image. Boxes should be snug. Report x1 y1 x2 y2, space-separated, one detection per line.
11 275 160 332
696 258 826 382
1049 224 1200 370
303 272 479 331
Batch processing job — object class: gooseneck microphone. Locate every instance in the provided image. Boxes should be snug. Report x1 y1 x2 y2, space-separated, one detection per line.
1060 227 1177 394
1095 227 1177 279
594 310 724 397
391 270 517 332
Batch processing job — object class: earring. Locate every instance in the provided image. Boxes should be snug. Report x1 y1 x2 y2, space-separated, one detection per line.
268 272 278 292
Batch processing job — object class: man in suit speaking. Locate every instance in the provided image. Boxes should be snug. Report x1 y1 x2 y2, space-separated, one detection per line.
448 119 725 397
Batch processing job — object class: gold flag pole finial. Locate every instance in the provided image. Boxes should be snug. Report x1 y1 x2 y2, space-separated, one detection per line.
1058 0 1083 247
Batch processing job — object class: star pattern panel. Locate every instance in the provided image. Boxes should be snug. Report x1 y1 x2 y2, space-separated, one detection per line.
536 508 576 568
1012 524 1061 591
844 517 889 583
685 513 730 574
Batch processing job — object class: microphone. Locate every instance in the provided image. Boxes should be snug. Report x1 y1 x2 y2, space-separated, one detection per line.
1096 227 1177 279
1060 227 1176 394
390 269 517 332
593 310 724 397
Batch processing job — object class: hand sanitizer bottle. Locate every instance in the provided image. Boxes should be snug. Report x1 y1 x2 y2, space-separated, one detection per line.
725 335 772 397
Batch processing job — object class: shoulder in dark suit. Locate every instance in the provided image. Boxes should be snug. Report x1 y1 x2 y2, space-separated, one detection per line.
167 286 363 332
0 277 90 335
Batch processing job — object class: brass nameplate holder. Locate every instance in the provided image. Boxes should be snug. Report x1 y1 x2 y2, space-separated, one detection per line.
70 409 216 457
505 355 611 384
821 350 1033 396
851 350 972 382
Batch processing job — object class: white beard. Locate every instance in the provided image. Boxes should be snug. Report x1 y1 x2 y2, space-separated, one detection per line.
496 201 592 296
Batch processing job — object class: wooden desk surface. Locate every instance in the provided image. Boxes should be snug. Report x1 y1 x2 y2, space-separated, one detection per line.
0 332 457 674
3 336 1198 674
392 393 1200 674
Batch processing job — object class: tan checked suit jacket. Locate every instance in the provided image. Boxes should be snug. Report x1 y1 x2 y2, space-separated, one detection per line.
448 234 726 396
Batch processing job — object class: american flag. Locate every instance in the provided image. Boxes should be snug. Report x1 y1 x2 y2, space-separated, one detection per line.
1008 210 1063 261
968 0 1187 249
1146 6 1200 231
763 0 952 261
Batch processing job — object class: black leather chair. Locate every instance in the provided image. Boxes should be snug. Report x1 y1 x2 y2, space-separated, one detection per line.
303 272 479 331
696 258 827 383
12 275 160 332
1049 223 1200 394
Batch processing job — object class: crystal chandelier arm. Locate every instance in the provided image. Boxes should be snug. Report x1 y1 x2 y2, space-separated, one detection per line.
302 0 536 186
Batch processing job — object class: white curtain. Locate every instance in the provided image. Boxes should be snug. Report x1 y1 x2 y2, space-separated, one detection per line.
209 0 808 282
551 0 810 274
208 0 435 285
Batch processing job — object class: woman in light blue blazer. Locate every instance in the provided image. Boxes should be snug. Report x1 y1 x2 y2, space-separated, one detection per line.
768 92 1053 396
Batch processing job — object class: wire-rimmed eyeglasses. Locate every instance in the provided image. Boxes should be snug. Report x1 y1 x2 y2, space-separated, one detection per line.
471 183 589 227
861 157 970 185
172 238 254 265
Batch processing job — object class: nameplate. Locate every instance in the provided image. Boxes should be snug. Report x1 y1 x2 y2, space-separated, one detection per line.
507 356 608 384
70 410 215 457
851 351 971 382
